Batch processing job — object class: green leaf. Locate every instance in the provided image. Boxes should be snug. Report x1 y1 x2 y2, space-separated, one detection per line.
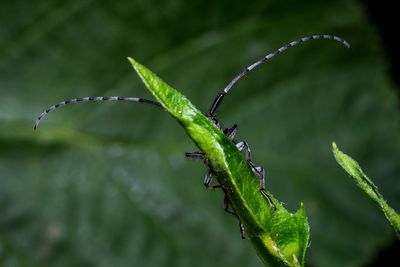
129 57 309 267
332 142 400 238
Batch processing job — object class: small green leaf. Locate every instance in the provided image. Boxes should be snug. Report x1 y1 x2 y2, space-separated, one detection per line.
128 57 310 267
332 142 400 238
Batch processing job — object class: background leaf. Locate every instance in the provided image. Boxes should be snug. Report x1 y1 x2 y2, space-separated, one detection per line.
333 143 400 238
1 1 399 267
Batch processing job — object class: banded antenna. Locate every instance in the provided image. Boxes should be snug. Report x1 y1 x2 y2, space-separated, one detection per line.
207 34 350 118
34 96 161 130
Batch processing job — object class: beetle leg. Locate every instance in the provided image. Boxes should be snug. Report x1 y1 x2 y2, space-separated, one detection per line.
185 151 207 163
236 141 251 159
223 124 238 140
204 169 214 188
223 192 236 216
222 190 246 238
186 124 237 188
185 152 226 190
236 141 276 209
255 167 276 210
207 115 221 129
253 165 276 209
236 141 263 178
239 222 245 239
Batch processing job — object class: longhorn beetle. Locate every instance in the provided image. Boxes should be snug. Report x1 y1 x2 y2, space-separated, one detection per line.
34 35 350 239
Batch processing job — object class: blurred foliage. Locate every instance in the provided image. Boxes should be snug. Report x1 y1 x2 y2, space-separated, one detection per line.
0 1 399 267
333 143 400 238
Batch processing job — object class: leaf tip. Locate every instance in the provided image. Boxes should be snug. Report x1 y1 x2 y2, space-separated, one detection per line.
332 142 342 158
298 202 307 217
332 142 342 162
126 57 153 92
126 56 135 64
127 57 139 70
332 142 338 150
127 57 146 76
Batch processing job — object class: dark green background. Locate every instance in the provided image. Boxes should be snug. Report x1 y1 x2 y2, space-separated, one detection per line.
1 1 399 267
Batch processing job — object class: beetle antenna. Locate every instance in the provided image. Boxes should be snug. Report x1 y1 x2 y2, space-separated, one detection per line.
207 34 350 117
34 96 161 130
